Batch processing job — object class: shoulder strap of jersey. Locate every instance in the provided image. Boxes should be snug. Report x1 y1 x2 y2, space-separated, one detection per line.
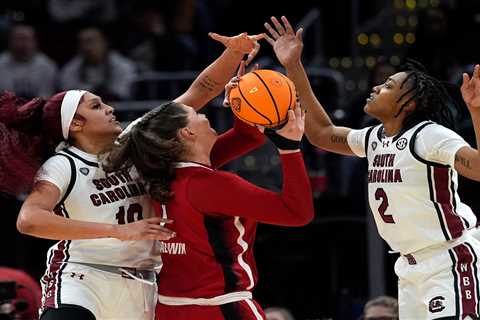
364 125 377 157
53 152 77 205
409 121 449 168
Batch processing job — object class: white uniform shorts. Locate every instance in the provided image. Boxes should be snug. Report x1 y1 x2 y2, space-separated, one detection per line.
396 230 480 319
40 262 157 319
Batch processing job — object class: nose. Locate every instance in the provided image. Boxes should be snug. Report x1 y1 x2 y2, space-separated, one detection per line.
372 85 380 93
105 104 114 114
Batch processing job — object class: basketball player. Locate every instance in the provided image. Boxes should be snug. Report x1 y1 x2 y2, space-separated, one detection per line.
8 32 264 320
264 16 480 319
104 73 314 320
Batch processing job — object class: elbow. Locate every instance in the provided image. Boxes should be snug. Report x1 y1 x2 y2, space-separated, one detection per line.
289 208 315 226
16 211 35 235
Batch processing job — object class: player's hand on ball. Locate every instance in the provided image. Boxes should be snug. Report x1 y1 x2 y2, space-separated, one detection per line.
115 217 175 241
264 16 304 68
223 61 259 107
461 64 480 110
209 32 265 65
276 102 305 142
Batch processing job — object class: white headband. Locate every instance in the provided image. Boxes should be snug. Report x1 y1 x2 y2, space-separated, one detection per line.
61 90 86 139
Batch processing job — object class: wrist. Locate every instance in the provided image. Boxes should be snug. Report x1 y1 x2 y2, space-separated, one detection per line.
284 60 302 71
109 224 122 239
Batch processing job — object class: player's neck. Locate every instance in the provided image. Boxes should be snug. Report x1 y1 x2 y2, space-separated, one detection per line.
382 120 403 137
72 136 115 155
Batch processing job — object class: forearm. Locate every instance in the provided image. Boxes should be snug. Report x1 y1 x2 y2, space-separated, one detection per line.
277 151 314 225
286 61 354 155
17 206 118 240
175 48 244 110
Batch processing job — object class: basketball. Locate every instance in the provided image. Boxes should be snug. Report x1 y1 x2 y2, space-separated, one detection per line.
229 69 296 128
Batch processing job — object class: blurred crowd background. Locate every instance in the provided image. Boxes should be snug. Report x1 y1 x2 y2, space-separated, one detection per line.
1 0 480 319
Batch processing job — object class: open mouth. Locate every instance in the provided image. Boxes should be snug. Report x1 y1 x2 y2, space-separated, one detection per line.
366 93 375 102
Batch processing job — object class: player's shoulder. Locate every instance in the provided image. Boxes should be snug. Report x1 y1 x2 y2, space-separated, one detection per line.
41 152 72 170
412 121 459 138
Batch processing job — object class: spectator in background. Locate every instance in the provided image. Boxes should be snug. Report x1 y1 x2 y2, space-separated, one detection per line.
361 295 398 320
265 306 295 320
0 24 57 98
0 266 42 320
126 1 198 72
47 0 117 24
59 27 136 101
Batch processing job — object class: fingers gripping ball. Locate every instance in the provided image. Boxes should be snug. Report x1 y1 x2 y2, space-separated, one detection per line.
229 69 296 128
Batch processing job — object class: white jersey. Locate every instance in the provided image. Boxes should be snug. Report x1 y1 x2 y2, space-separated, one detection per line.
36 145 162 269
347 121 476 254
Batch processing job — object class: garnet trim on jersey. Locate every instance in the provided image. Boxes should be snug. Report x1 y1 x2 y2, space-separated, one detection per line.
447 242 480 317
409 122 470 241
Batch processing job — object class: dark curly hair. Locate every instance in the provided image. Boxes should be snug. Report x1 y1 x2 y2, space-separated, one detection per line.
104 101 189 203
396 59 458 130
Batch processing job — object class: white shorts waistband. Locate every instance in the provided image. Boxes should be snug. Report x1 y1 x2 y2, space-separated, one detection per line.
158 291 252 306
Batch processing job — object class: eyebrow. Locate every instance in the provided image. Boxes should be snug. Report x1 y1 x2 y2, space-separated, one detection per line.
386 77 397 84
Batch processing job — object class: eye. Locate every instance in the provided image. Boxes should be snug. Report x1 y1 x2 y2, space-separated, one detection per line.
93 103 101 109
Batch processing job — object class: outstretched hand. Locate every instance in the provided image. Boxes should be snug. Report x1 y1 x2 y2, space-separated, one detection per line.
264 16 304 68
461 64 480 110
209 32 265 65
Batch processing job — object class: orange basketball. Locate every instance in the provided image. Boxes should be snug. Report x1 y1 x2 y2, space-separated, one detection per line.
229 69 296 128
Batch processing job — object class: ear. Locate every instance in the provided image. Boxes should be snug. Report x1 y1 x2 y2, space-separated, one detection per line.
178 127 195 141
69 118 84 133
404 101 417 113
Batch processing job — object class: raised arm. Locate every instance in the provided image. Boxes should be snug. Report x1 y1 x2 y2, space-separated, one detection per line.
264 16 355 156
211 61 265 168
174 32 264 110
188 106 314 226
17 181 175 241
455 64 480 181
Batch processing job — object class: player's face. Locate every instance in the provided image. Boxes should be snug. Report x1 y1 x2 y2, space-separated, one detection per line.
364 71 411 121
183 104 217 143
73 92 122 138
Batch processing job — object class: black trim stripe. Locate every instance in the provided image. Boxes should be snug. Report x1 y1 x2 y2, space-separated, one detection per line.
53 154 76 218
237 82 272 125
409 122 449 168
464 242 480 316
252 71 281 123
62 149 99 167
364 125 376 157
428 165 451 240
448 248 461 318
55 240 71 306
204 216 238 293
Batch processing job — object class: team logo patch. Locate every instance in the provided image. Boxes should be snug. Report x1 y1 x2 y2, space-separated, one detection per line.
396 137 408 150
429 296 446 313
372 141 377 151
79 167 90 176
231 97 241 112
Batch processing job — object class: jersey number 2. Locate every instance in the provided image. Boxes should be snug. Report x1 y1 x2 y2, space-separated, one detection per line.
374 188 394 223
115 203 143 224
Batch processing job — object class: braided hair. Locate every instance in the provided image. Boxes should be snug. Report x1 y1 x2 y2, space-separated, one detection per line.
396 59 458 130
104 101 189 203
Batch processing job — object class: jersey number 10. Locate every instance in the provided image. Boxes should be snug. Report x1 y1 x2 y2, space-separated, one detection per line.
115 203 143 224
374 188 395 223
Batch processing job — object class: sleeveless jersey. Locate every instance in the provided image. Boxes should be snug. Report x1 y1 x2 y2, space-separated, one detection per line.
36 146 162 269
356 121 476 254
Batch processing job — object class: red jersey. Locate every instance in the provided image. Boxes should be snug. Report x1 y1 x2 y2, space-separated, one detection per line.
154 120 314 307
